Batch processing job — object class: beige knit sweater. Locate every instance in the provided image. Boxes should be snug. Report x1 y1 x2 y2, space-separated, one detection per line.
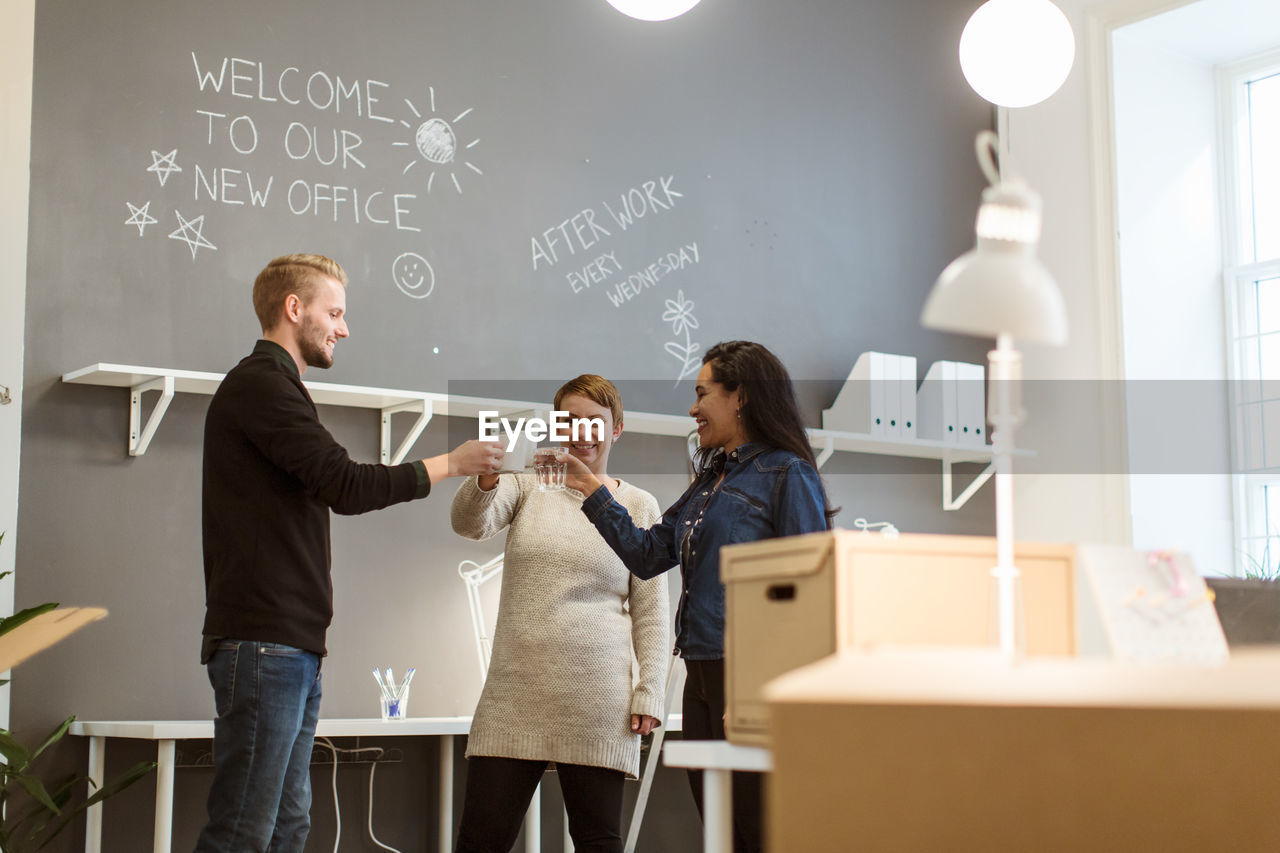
450 473 670 777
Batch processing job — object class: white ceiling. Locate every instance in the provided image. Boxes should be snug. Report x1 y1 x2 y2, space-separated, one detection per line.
1119 0 1280 66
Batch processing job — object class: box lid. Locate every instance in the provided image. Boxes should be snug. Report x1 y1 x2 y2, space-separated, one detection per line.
764 646 1280 711
719 529 839 583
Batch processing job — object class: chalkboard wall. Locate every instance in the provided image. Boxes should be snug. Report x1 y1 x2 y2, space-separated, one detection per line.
19 0 995 849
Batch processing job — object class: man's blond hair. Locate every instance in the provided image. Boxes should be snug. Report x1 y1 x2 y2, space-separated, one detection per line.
252 254 347 331
554 374 624 427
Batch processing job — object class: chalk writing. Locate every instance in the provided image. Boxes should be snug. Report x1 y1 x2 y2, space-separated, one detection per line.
190 53 395 123
565 251 622 294
528 175 702 336
529 175 682 271
531 209 613 271
600 175 683 231
605 242 700 308
123 51 484 270
283 122 366 169
194 165 273 207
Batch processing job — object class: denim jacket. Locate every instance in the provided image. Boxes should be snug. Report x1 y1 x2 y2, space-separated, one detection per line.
582 442 829 659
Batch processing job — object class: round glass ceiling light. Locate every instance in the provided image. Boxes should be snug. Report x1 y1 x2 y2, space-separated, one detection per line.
958 0 1075 108
605 0 702 21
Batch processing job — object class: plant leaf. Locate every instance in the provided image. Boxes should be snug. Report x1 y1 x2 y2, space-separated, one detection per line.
0 729 32 768
28 717 74 764
665 342 690 361
13 775 60 816
0 603 59 638
33 761 156 851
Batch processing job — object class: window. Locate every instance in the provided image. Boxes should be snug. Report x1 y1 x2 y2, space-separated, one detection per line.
1221 51 1280 577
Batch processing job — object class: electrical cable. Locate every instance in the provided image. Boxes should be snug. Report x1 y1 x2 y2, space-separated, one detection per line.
314 736 402 853
366 756 398 852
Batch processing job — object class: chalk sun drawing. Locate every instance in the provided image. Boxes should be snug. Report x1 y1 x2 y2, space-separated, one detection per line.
392 87 482 194
125 201 158 236
392 252 435 300
147 149 183 187
169 210 216 260
662 290 701 385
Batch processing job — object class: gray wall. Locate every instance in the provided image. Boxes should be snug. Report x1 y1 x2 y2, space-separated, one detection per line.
18 0 995 849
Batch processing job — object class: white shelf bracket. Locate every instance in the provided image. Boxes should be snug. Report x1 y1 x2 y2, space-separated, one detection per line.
813 435 835 470
942 457 995 511
380 399 433 465
128 375 174 457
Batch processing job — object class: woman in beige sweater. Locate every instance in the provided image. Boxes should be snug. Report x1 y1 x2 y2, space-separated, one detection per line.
450 374 670 853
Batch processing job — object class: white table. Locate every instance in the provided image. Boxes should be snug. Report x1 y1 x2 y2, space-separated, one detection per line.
70 717 470 853
662 740 771 853
72 714 684 853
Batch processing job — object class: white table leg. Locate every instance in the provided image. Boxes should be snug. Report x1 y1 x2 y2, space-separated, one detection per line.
153 739 175 853
525 783 541 853
563 807 573 852
703 768 733 853
85 735 105 853
439 734 454 853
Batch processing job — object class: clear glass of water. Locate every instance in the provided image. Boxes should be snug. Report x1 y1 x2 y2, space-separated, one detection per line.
533 446 568 492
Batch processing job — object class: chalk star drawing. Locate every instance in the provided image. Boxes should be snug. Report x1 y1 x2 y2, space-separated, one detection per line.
168 210 216 259
392 87 482 194
147 149 182 187
124 201 158 236
392 252 435 299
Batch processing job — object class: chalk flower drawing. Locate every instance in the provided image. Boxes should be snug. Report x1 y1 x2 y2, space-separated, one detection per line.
392 86 483 194
169 210 216 260
663 290 701 384
147 149 182 187
125 201 157 236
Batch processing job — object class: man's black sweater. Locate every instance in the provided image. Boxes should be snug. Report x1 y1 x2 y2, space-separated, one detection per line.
202 341 430 655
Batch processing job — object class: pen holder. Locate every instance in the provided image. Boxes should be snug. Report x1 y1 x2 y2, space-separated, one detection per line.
374 666 415 721
380 686 410 721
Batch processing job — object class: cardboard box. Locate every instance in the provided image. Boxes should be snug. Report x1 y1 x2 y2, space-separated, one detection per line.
720 531 1076 745
764 649 1280 852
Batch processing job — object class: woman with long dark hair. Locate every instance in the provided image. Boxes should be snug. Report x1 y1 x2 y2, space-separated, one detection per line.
561 340 836 853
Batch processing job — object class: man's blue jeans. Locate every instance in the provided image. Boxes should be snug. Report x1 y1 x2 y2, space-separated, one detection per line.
194 640 322 853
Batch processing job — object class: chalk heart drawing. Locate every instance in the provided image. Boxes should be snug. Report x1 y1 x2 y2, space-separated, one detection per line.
393 86 483 194
393 252 435 300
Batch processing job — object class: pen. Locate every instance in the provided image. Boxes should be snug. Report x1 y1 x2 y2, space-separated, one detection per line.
396 667 415 699
372 668 394 702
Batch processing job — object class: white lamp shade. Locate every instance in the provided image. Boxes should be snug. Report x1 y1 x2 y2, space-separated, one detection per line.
922 242 1068 345
605 0 702 21
958 0 1075 108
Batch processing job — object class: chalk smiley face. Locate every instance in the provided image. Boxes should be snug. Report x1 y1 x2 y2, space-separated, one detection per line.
393 252 435 300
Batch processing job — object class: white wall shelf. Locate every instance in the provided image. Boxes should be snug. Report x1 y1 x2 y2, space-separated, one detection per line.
62 363 1010 510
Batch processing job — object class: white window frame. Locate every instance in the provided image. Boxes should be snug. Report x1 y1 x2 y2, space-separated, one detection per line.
1218 47 1280 578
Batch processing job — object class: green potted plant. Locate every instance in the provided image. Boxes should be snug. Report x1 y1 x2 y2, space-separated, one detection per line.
0 533 154 851
1207 532 1280 647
